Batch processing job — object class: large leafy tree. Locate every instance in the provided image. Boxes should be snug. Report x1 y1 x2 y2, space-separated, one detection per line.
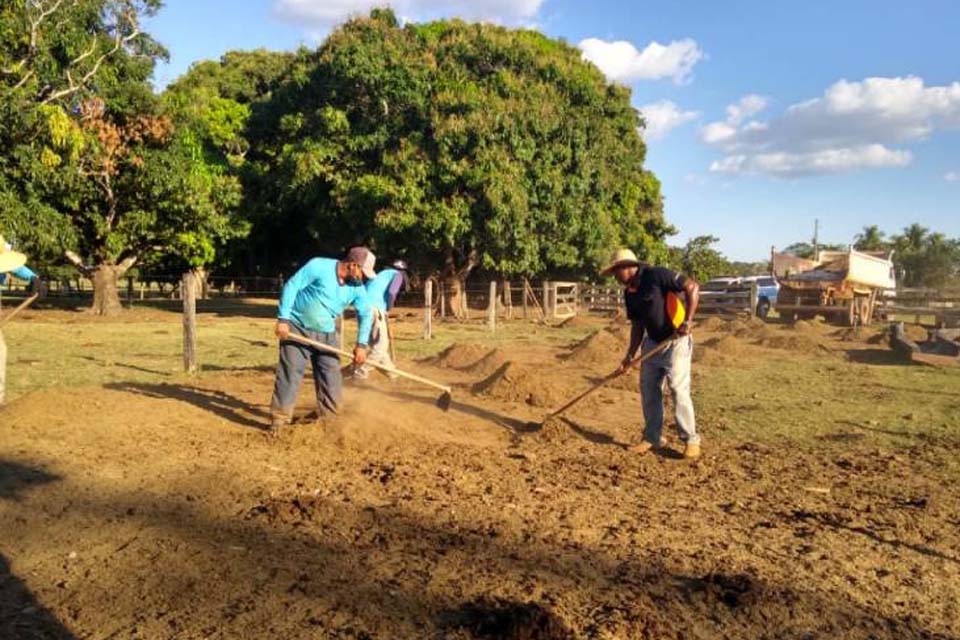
159 49 297 278
246 10 668 314
891 224 960 288
667 235 731 283
854 225 888 252
1 1 245 314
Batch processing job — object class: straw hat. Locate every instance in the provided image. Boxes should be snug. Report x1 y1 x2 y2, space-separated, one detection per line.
599 248 640 276
0 235 27 274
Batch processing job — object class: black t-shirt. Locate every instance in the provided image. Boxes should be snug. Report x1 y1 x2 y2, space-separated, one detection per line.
624 267 688 343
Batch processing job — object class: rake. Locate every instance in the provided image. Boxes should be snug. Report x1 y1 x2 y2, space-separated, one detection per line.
542 336 676 423
283 332 452 411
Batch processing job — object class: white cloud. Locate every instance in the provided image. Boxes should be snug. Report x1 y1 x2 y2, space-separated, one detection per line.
709 145 912 177
725 94 768 125
702 76 960 177
578 38 704 84
946 171 960 182
639 100 699 140
274 0 546 28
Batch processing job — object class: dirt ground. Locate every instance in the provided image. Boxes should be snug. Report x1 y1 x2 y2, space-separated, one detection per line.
2 308 959 639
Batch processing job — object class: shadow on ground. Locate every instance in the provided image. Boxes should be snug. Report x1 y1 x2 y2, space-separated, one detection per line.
105 382 270 430
0 460 76 638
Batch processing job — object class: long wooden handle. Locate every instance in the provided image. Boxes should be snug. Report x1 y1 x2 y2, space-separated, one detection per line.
548 337 676 418
284 332 451 394
386 318 397 363
0 294 39 327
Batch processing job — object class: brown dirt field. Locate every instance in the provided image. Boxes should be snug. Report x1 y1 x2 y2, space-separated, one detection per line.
2 313 960 639
562 328 625 367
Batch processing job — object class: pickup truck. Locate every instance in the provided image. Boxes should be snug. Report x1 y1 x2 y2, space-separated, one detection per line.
700 276 779 318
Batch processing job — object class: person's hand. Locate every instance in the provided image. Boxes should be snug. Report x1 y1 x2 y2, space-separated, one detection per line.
676 321 692 336
353 345 368 366
275 321 290 340
615 356 633 376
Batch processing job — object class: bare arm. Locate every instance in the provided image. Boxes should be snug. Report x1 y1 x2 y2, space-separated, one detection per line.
681 277 700 333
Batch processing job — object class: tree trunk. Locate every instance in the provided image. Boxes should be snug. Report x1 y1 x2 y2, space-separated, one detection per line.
66 252 138 316
91 265 128 316
442 248 477 320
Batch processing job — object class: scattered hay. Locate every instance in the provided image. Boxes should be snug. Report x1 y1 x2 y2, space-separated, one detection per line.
472 362 566 408
563 328 625 367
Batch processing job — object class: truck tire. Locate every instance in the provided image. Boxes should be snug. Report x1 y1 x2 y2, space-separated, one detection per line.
756 298 771 319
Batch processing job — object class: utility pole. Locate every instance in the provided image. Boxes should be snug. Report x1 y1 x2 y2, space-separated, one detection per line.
812 218 820 262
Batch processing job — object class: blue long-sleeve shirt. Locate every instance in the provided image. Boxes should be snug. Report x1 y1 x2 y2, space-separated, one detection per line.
364 268 406 312
0 265 37 285
277 258 373 345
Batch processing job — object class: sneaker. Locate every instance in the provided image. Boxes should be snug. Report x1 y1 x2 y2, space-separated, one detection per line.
684 442 702 459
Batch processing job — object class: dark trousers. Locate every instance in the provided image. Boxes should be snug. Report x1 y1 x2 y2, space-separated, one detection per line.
270 323 342 419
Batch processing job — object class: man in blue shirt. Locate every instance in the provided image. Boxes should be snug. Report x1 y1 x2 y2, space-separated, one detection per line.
270 246 376 431
354 259 408 379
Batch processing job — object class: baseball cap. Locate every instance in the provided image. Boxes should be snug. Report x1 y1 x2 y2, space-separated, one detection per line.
345 246 377 280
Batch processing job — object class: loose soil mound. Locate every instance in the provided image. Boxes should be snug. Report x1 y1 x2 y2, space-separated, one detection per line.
427 343 506 374
694 335 758 366
605 321 631 342
757 332 830 355
725 316 772 340
472 362 567 408
557 315 595 329
696 316 727 332
787 319 819 333
904 324 930 342
563 329 625 367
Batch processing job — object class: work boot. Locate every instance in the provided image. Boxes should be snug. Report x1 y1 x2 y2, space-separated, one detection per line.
684 442 702 460
267 414 290 436
628 438 667 454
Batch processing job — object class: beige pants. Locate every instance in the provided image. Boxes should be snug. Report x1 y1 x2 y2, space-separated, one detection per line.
356 309 396 378
0 328 6 405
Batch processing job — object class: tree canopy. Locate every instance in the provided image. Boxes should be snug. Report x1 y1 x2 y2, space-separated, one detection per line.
0 0 249 313
241 10 668 278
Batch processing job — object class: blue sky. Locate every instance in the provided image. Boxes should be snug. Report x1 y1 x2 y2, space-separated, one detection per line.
145 0 960 261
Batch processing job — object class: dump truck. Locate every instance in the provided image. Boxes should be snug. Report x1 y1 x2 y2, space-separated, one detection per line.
772 247 896 326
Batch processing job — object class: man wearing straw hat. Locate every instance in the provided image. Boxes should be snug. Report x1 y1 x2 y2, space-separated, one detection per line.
0 235 41 293
0 239 31 405
601 248 702 459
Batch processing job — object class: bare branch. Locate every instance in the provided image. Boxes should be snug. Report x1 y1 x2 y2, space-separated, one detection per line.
41 8 142 105
65 250 93 275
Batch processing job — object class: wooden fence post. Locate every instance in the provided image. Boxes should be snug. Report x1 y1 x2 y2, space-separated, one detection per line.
749 280 759 316
182 272 198 374
487 281 497 331
522 280 528 319
423 279 433 339
503 280 512 320
543 281 552 321
439 280 446 319
337 314 345 351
